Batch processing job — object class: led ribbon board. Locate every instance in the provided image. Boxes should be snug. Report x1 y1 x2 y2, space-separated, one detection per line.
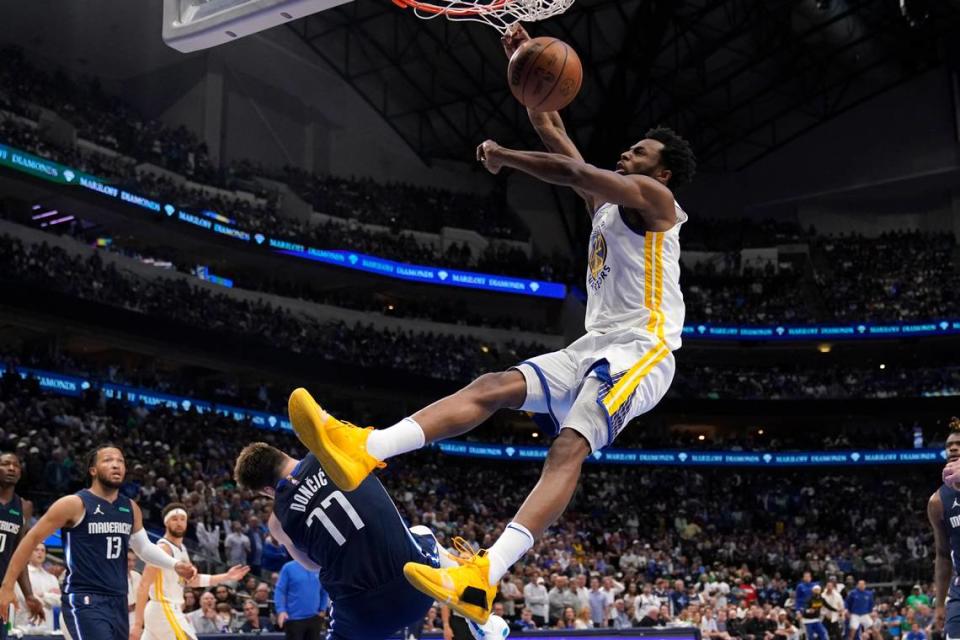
2 364 945 468
0 142 565 300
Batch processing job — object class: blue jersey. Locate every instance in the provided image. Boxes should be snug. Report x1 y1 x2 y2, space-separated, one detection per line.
274 455 438 639
0 495 24 579
845 588 875 615
62 490 133 596
940 485 960 577
275 454 437 601
795 581 819 612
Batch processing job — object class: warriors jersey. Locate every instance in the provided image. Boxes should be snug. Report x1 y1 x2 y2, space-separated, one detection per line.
0 495 24 579
62 490 133 597
585 202 687 349
148 539 190 607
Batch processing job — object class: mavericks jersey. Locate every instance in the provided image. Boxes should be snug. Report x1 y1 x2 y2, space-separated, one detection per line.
148 538 190 606
62 490 134 596
0 495 24 578
940 484 960 586
274 454 436 602
585 202 687 350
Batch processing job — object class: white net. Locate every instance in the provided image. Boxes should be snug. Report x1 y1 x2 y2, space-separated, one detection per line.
397 0 575 33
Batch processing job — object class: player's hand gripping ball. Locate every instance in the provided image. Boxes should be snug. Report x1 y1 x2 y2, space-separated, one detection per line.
507 36 583 112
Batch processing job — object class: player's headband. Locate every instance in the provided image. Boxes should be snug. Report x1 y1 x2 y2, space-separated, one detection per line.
164 508 188 524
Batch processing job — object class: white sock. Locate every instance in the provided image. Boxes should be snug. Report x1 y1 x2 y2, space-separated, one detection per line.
365 417 425 461
487 522 534 583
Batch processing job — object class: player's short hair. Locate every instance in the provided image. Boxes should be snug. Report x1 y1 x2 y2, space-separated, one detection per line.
86 443 123 471
162 502 188 520
234 442 286 490
644 126 696 189
949 417 960 435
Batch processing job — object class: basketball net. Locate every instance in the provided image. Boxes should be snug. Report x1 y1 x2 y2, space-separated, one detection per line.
391 0 575 33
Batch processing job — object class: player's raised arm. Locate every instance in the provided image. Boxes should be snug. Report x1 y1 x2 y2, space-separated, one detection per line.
929 490 951 631
477 141 677 231
0 495 84 620
503 25 595 214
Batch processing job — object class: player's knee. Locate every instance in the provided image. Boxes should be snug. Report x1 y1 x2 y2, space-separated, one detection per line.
465 371 525 411
544 430 590 471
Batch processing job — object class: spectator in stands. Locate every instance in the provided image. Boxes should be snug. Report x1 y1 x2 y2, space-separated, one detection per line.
240 599 274 633
637 605 662 627
548 575 578 625
18 543 59 632
252 582 274 619
499 573 522 620
182 589 198 614
524 573 549 627
225 520 251 567
516 607 538 630
127 550 141 627
246 515 265 576
906 586 930 610
556 606 578 630
187 591 220 634
213 584 238 612
215 602 239 632
588 577 608 628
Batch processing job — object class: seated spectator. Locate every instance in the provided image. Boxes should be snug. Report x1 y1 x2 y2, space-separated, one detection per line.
186 591 220 634
638 606 662 627
239 599 274 633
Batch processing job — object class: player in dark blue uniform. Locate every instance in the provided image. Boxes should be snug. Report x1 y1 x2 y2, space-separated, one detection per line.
0 445 197 640
932 418 960 638
0 453 44 637
234 441 509 640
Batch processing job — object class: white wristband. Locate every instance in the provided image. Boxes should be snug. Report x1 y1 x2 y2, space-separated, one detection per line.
198 574 211 587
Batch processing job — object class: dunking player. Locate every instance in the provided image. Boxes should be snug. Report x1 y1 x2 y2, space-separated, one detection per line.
0 453 45 636
282 24 696 623
233 440 509 640
132 502 250 640
931 418 960 637
0 445 196 640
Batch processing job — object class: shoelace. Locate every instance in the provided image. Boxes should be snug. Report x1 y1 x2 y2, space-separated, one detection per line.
450 536 487 566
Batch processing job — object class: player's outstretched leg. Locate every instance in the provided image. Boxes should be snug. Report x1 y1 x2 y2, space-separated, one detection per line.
288 371 526 491
404 429 590 624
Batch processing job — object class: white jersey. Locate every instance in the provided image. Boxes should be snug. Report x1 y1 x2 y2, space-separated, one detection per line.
584 201 687 350
148 538 190 607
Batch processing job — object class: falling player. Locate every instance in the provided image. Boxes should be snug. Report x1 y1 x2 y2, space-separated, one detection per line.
0 445 196 640
931 418 960 636
132 502 250 640
0 453 45 637
282 23 696 623
232 439 509 640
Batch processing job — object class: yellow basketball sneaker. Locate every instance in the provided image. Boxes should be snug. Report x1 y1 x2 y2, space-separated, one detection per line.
403 538 497 624
287 387 384 491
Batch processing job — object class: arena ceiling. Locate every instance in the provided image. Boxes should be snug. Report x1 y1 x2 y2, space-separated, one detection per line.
289 0 960 170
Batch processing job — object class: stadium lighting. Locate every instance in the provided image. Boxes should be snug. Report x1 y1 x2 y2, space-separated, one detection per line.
817 343 832 353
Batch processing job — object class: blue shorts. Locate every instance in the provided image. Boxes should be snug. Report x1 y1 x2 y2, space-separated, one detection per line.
326 532 440 640
62 593 128 640
946 588 960 638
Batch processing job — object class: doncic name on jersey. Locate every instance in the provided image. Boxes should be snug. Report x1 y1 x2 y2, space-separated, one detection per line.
287 469 330 512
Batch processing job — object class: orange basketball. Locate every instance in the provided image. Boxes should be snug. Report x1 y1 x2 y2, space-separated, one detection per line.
507 36 583 113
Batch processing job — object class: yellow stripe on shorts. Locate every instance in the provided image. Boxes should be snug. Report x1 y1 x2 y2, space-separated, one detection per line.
602 341 670 415
155 572 189 640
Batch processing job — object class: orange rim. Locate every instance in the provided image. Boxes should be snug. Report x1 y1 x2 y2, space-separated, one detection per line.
391 0 514 17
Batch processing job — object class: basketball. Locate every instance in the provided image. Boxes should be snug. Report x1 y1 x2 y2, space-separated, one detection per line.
507 36 583 113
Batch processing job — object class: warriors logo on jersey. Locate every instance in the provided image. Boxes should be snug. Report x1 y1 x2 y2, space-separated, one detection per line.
587 227 610 292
